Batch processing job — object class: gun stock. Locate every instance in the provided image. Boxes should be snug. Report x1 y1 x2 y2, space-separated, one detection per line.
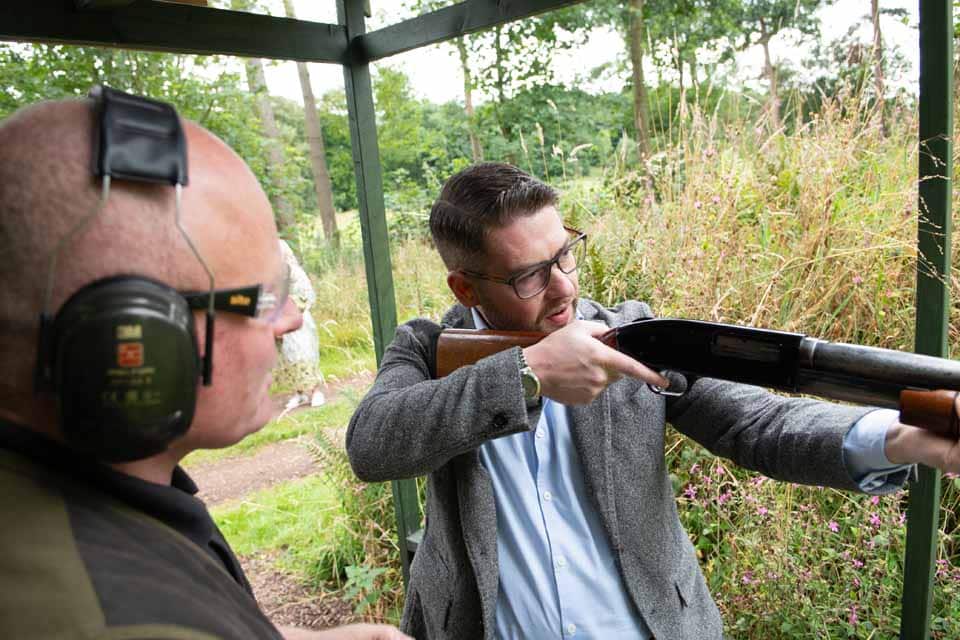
434 319 960 439
435 329 544 378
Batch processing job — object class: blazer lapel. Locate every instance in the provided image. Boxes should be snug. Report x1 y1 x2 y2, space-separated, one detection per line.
568 392 621 550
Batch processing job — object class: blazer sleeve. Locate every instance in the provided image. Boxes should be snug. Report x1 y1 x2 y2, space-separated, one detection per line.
666 377 873 492
346 318 533 482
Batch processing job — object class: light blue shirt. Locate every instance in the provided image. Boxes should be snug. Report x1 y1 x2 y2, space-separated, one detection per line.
471 308 912 639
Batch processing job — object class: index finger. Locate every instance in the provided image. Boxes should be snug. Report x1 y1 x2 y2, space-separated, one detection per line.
597 345 669 388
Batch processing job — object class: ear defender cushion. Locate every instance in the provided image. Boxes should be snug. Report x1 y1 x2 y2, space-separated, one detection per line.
52 276 200 462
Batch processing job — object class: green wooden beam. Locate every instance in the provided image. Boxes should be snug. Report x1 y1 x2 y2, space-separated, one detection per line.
354 0 588 62
901 0 953 637
338 0 421 587
0 0 347 63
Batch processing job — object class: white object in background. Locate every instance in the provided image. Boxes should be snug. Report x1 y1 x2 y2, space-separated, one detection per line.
278 240 320 365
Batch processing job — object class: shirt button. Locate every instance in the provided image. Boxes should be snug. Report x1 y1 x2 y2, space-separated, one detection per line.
535 429 545 439
555 556 566 568
543 490 553 501
566 623 577 636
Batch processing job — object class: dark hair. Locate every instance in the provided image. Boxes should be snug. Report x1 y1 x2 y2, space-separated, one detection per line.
429 162 558 270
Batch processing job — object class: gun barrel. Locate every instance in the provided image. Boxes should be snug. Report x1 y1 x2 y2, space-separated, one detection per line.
795 339 960 409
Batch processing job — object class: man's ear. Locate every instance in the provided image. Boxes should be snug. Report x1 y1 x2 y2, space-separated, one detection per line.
447 271 480 308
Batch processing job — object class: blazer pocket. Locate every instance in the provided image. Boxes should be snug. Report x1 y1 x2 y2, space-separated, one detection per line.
672 559 700 612
410 539 454 636
401 588 427 639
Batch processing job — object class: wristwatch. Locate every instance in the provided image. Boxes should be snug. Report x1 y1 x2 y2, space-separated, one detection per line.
517 348 541 401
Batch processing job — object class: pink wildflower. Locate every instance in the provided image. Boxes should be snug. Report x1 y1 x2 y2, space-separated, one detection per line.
936 559 949 578
828 520 839 533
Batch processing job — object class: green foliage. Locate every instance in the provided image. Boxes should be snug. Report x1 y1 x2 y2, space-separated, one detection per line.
729 0 825 50
344 564 389 615
284 86 960 634
182 399 357 468
213 475 341 570
308 427 404 620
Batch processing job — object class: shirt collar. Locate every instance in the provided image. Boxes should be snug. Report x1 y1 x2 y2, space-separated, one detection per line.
0 417 213 548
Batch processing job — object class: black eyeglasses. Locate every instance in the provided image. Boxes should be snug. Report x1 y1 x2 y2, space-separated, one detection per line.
179 262 291 323
461 227 587 299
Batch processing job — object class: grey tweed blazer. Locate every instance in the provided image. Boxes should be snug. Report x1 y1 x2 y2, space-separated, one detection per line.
347 299 870 640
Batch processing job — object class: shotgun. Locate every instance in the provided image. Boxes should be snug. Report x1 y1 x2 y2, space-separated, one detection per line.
435 318 960 439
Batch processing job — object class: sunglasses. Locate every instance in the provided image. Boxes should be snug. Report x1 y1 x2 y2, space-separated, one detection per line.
179 261 291 324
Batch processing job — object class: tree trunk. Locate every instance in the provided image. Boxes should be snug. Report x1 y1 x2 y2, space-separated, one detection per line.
688 58 699 95
232 0 295 232
493 25 509 138
674 40 685 96
759 20 781 131
284 0 338 246
628 0 651 159
456 37 483 162
871 0 885 101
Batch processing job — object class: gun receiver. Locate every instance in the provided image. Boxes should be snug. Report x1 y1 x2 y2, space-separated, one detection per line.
435 318 960 439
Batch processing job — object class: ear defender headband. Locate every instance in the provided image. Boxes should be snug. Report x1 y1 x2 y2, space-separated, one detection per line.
34 86 217 463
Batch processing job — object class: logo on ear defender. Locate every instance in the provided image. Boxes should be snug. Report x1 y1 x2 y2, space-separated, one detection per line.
116 324 143 340
117 343 144 368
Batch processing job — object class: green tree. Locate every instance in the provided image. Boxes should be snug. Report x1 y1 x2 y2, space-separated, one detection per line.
230 0 296 232
465 6 590 140
283 0 339 246
316 90 358 213
577 0 739 158
729 0 825 129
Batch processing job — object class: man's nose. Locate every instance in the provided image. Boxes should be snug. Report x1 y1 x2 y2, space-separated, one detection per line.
547 262 576 297
273 297 303 337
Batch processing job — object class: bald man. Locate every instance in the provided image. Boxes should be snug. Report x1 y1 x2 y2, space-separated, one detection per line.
0 97 409 640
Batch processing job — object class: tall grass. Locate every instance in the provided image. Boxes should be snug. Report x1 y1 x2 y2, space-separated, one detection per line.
576 96 928 350
305 223 452 381
565 91 960 637
284 88 959 636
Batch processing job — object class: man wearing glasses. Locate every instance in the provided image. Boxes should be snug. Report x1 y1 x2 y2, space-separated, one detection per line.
0 97 409 640
347 162 960 639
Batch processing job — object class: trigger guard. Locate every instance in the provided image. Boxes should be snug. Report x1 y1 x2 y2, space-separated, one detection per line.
646 369 688 397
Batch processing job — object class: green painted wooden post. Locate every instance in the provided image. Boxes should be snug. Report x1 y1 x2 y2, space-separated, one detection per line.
337 0 422 586
901 1 953 637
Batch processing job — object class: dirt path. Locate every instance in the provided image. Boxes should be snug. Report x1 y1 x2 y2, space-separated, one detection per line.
243 553 356 630
190 373 374 630
193 439 318 506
